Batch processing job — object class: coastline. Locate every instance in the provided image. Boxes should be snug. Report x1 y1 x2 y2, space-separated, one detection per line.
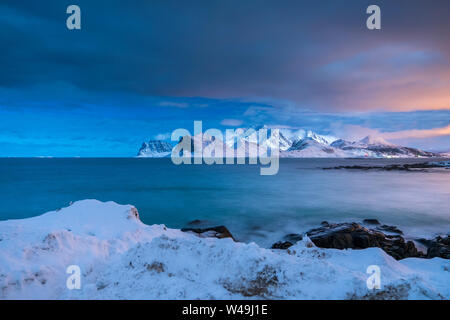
0 200 448 300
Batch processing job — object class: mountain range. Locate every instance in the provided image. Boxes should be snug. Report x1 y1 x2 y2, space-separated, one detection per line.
137 129 441 158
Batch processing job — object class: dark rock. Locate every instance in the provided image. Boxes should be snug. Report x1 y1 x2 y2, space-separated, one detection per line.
419 235 450 259
306 223 380 249
181 226 235 241
323 162 448 172
320 221 330 227
271 234 303 249
283 233 303 243
271 233 303 249
272 221 447 260
186 219 209 226
363 219 380 225
304 222 422 260
271 241 294 249
416 238 433 246
440 235 450 245
377 224 403 235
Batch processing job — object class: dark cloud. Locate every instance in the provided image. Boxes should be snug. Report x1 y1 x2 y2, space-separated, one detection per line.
1 1 449 156
0 0 449 111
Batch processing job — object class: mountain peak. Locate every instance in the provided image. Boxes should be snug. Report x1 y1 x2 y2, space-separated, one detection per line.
295 130 337 145
137 140 173 157
359 135 393 146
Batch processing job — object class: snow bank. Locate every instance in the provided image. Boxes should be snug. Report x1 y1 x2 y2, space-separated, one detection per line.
0 200 448 299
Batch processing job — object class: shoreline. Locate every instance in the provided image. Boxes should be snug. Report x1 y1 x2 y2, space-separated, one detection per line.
0 200 448 300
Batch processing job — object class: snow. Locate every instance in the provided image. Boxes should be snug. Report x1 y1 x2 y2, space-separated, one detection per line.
224 128 291 153
282 129 338 146
137 141 173 158
358 135 394 147
281 138 374 158
1 200 448 299
281 145 349 158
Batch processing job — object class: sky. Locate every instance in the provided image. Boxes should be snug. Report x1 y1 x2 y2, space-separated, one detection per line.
0 0 449 156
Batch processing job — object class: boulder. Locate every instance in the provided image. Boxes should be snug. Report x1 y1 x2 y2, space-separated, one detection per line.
418 235 450 259
181 226 235 241
306 222 420 260
306 222 383 248
320 221 330 227
363 219 380 225
376 224 403 235
271 234 303 249
272 222 424 260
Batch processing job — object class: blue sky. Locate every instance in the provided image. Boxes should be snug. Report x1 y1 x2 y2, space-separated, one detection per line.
0 0 449 156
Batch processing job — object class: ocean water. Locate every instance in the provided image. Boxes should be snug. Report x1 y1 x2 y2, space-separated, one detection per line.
1 158 449 247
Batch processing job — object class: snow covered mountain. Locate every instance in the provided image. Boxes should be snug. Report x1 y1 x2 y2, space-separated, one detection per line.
137 131 441 158
283 138 349 158
329 135 438 158
281 132 439 158
284 129 338 146
175 133 235 158
225 125 292 152
137 140 173 157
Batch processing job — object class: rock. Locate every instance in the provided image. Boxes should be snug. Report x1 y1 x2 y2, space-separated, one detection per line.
306 223 382 249
323 162 448 171
376 224 403 235
304 222 422 260
363 219 380 225
418 235 450 259
271 241 294 249
380 237 419 260
271 221 447 260
186 219 209 227
271 234 303 249
284 233 303 243
440 235 450 245
181 226 235 241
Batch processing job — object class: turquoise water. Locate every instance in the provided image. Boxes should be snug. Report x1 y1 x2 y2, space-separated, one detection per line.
1 158 449 246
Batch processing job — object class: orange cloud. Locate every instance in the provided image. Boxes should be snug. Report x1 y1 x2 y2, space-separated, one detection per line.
381 125 450 140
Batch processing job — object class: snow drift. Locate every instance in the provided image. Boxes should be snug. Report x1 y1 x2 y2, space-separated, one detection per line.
0 200 448 299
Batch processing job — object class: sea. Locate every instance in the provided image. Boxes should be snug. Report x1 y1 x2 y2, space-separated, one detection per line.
1 158 449 247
